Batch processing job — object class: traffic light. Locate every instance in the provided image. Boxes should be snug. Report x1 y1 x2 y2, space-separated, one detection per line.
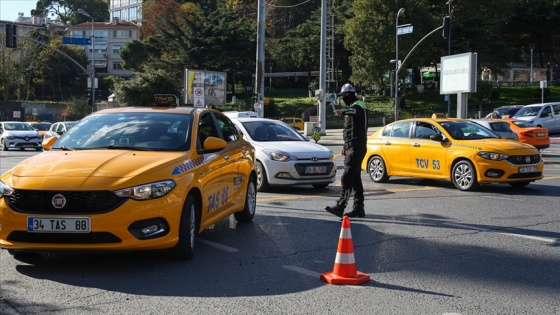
5 23 17 48
442 16 450 39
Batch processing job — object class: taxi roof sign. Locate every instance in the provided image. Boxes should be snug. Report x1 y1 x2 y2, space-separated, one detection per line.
152 94 178 107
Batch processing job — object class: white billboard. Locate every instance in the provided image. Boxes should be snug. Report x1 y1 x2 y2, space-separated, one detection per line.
184 69 227 106
440 52 477 94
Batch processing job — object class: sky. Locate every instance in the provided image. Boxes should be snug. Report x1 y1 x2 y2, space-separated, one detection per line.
0 0 37 21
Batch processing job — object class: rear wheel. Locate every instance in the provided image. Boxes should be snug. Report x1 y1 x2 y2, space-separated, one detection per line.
368 156 389 183
256 161 269 192
168 194 198 259
452 160 479 191
234 175 257 222
1 139 8 151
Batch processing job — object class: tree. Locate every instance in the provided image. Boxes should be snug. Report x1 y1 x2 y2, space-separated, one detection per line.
32 0 109 24
112 69 181 106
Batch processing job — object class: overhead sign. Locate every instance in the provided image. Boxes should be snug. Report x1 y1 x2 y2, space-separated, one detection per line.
62 37 91 45
397 24 413 35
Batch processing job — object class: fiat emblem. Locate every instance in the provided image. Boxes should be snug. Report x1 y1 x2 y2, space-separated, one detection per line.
525 156 531 163
52 194 67 209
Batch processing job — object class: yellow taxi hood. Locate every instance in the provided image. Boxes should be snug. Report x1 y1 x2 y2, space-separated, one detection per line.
457 138 539 153
10 150 185 178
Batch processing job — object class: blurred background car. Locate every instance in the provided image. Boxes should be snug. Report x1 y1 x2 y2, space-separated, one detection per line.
512 102 560 133
485 105 523 118
502 119 550 150
280 117 305 130
470 119 518 140
230 117 336 192
0 121 42 151
28 121 52 139
44 121 77 140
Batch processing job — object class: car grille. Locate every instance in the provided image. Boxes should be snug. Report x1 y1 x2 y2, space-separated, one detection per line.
7 231 122 244
6 190 126 214
294 162 334 176
506 154 541 165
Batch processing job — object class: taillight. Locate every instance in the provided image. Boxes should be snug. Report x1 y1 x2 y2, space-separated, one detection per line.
520 131 534 137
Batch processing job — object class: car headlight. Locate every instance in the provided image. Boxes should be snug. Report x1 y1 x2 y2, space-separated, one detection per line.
113 180 176 200
263 149 294 162
0 180 14 198
478 152 509 161
6 135 15 139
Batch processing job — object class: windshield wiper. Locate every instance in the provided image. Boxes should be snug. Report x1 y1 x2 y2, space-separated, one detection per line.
51 146 75 151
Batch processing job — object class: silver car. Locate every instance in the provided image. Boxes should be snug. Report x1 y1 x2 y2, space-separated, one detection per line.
470 119 518 141
0 121 43 151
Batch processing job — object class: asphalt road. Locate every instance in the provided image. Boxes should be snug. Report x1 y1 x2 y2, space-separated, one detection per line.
1 137 559 314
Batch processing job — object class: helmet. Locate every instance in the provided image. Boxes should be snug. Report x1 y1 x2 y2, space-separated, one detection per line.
337 83 355 96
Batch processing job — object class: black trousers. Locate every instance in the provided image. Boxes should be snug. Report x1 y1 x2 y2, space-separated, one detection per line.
339 145 366 206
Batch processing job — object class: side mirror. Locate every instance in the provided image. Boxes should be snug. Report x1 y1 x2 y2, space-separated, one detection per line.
430 134 444 142
202 136 227 153
42 136 57 150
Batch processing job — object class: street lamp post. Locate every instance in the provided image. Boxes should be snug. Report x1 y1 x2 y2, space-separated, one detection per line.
446 0 452 116
78 8 95 113
395 8 405 121
530 44 535 84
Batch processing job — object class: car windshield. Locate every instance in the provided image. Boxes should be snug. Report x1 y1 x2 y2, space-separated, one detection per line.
512 120 536 128
53 113 192 151
515 106 542 117
439 121 500 140
242 121 306 142
3 123 35 131
32 123 51 131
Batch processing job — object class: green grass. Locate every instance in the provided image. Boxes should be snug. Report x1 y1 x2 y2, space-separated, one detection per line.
222 85 560 128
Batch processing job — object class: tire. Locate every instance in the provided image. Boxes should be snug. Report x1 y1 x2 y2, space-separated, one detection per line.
451 160 479 191
256 161 269 192
509 181 530 189
1 139 8 151
168 194 198 259
312 183 329 189
234 175 257 222
367 156 389 183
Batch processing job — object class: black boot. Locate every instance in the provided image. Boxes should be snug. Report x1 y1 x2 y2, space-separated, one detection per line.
344 204 365 218
325 202 346 218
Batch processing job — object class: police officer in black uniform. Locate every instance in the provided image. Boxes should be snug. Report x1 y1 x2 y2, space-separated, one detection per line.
325 83 368 218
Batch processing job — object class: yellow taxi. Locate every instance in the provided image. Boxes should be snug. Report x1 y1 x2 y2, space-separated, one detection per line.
280 117 305 130
362 115 544 191
0 95 257 259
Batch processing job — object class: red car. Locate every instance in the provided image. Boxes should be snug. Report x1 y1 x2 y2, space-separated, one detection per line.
502 119 550 150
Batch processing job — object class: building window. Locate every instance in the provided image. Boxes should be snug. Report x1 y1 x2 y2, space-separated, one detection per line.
72 30 86 37
113 30 132 38
94 30 109 43
112 44 125 54
113 62 123 70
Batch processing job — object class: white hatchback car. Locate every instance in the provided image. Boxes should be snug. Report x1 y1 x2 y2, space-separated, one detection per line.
230 117 336 191
0 121 43 151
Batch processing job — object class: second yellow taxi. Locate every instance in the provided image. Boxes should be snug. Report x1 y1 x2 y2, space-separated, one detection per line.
362 115 544 191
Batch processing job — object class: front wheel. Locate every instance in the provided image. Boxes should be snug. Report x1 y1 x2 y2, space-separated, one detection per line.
1 139 8 151
234 175 257 222
368 156 389 183
168 194 198 259
256 161 269 192
451 160 479 191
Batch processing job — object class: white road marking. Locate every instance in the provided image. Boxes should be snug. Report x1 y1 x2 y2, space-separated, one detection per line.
444 222 560 245
283 266 321 278
197 239 239 253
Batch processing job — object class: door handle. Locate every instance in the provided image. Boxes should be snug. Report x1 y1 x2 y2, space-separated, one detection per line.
413 143 420 147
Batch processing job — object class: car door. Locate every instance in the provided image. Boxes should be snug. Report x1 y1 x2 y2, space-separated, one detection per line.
551 104 560 133
408 121 446 178
380 121 412 174
537 105 554 130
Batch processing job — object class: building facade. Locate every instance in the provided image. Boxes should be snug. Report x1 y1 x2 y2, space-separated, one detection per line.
66 18 139 78
109 0 144 25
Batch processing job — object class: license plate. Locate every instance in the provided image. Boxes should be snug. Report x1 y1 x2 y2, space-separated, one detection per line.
27 217 91 233
519 166 537 173
537 132 545 137
305 166 326 174
22 144 33 147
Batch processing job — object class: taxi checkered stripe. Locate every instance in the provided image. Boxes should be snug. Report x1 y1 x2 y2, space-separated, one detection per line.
171 142 245 175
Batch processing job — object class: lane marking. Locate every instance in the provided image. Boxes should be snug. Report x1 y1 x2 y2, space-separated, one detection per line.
283 265 321 278
197 239 239 253
444 222 560 245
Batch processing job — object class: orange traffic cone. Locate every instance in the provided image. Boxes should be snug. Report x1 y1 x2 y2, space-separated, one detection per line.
320 216 371 285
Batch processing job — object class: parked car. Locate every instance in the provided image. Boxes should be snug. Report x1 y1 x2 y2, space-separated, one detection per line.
502 119 550 150
485 105 523 118
28 121 52 139
223 111 257 119
43 121 77 140
230 117 336 192
280 117 305 130
362 115 544 191
0 97 257 259
0 121 42 151
470 119 518 140
512 102 560 133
